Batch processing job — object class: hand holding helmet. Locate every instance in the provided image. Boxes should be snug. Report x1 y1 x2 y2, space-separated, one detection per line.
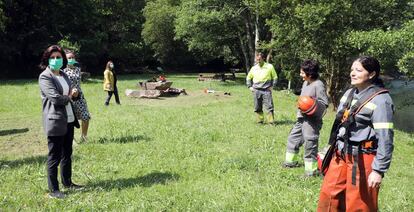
297 96 317 116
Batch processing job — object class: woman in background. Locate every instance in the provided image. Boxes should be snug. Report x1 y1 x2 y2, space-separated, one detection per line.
63 49 91 142
103 60 120 106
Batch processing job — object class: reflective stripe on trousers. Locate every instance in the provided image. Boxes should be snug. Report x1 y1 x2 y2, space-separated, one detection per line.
317 152 379 212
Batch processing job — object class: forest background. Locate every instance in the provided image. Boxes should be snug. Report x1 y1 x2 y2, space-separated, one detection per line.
0 0 413 103
1 1 414 210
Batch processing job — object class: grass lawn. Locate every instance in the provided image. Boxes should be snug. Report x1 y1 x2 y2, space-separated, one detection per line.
1 73 413 211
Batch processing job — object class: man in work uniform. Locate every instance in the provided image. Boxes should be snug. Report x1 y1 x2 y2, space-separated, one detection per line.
283 59 329 177
246 52 278 124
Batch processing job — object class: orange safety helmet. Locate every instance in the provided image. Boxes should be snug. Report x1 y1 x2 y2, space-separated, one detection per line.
297 96 317 115
158 75 166 82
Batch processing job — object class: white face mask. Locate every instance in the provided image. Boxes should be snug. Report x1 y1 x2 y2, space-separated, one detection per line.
109 63 114 69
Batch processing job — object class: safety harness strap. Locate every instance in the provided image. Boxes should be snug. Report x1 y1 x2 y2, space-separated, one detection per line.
320 88 356 175
343 87 388 185
321 86 388 181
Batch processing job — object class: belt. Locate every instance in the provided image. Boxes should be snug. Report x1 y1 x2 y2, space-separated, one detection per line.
340 140 375 186
348 140 375 149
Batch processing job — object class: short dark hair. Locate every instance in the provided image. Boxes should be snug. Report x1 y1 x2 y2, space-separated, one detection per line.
39 45 67 70
355 56 384 87
256 52 266 58
301 59 319 79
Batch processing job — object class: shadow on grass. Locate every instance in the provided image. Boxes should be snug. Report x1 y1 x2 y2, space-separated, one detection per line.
0 155 46 169
0 128 29 136
96 134 150 144
220 77 247 86
273 119 296 125
88 171 180 190
0 79 35 86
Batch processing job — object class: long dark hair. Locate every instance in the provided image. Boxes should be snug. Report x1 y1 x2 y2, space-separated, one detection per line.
106 60 114 71
355 56 384 87
39 45 67 70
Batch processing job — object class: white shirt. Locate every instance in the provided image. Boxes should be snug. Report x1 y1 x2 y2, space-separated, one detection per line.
55 75 75 123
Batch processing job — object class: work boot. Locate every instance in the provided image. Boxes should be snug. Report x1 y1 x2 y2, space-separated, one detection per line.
302 170 321 178
266 112 274 124
284 152 300 168
256 112 264 124
282 161 300 168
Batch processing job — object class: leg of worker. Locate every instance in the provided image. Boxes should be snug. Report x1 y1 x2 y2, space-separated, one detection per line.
317 152 347 211
284 119 304 166
263 90 274 124
345 153 379 212
303 119 322 175
253 90 264 123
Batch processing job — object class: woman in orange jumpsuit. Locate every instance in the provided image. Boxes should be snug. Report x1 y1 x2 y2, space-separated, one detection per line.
317 56 394 211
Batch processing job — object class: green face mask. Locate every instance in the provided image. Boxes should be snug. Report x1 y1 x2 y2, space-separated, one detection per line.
68 58 77 65
48 58 63 70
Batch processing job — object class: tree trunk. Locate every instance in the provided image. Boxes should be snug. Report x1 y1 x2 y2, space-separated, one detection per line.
325 56 349 111
255 0 259 51
266 48 273 63
238 32 251 74
242 10 255 68
288 80 291 94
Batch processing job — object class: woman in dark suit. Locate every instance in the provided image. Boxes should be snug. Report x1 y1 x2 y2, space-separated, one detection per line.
38 45 83 199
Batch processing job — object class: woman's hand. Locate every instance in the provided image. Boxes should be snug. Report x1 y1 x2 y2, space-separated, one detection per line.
71 88 79 98
368 171 382 188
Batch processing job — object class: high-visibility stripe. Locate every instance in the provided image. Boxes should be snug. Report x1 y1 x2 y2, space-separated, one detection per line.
285 152 298 163
341 97 376 110
364 102 377 110
351 100 357 106
373 122 394 129
305 161 318 172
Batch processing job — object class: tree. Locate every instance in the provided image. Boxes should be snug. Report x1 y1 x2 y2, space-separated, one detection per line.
349 19 414 77
86 0 147 71
174 0 263 72
0 0 148 77
261 0 414 108
0 1 6 32
142 0 193 66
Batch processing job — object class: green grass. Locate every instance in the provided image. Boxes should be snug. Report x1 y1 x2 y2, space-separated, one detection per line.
0 73 413 211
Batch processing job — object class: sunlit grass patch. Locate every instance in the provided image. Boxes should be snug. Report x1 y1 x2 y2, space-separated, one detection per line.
0 74 413 211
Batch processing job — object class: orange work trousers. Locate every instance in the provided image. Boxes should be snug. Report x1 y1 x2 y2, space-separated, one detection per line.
317 152 379 212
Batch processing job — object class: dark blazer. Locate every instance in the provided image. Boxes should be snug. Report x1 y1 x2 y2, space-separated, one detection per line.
39 67 79 136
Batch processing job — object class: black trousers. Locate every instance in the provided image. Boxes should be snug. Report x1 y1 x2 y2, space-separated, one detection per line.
47 122 74 192
105 85 120 105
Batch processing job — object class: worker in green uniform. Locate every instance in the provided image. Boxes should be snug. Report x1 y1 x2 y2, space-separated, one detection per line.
246 52 278 124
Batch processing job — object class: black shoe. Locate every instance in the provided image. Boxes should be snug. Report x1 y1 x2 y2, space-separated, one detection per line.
48 190 65 199
64 183 85 191
282 161 300 168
